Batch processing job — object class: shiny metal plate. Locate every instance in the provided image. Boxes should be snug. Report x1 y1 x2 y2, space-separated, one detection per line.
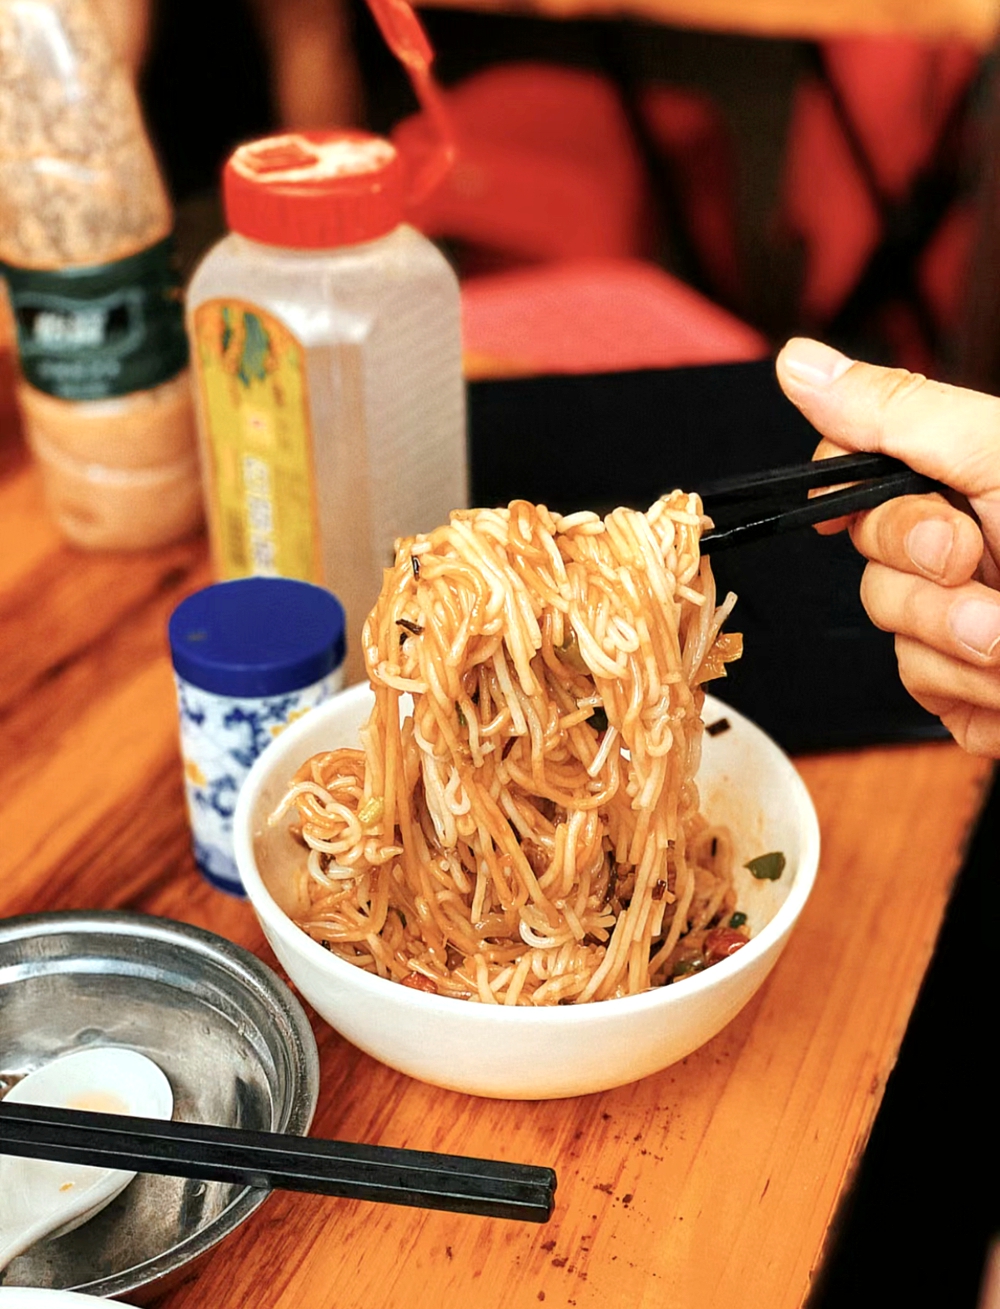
0 911 319 1301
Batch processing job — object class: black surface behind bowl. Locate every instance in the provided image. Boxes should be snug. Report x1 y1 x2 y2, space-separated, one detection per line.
468 361 947 753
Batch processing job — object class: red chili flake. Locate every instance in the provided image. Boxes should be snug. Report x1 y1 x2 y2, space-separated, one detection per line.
703 926 749 964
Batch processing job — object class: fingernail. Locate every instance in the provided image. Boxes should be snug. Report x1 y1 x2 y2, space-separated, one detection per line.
949 599 1000 657
781 339 854 386
906 519 954 578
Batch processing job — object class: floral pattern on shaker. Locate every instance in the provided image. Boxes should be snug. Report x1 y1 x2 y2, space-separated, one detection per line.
223 696 300 767
175 672 341 896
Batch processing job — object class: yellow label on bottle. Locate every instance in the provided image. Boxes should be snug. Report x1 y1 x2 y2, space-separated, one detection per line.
192 300 319 581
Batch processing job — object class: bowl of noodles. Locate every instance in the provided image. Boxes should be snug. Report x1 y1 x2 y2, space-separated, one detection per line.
234 496 820 1099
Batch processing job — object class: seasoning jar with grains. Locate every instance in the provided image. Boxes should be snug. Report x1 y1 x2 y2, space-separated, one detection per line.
186 129 467 685
0 0 201 550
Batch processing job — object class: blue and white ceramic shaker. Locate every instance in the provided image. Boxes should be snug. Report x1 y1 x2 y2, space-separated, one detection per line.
168 577 346 895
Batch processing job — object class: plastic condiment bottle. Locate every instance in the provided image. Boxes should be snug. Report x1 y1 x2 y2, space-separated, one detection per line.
168 577 346 896
0 0 201 550
185 129 467 685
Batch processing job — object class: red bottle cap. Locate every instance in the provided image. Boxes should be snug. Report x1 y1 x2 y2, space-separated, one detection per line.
223 130 405 249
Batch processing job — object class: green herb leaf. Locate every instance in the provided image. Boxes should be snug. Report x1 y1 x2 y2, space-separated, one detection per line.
672 957 706 979
745 852 786 881
728 911 747 929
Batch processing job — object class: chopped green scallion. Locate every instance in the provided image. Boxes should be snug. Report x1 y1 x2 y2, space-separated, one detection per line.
672 957 706 979
358 796 384 827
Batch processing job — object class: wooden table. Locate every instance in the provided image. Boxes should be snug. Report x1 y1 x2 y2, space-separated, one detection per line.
419 0 1000 46
0 379 993 1309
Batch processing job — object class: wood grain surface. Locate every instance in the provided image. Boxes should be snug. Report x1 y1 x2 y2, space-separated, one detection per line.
0 390 992 1309
418 0 1000 46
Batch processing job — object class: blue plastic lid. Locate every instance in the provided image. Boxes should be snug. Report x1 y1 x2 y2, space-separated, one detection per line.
169 578 346 697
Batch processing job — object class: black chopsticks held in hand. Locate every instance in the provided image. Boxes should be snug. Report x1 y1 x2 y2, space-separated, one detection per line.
698 452 944 552
0 1102 556 1223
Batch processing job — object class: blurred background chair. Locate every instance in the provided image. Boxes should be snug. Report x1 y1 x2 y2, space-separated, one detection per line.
82 0 1000 384
389 59 764 375
386 17 993 378
781 36 983 373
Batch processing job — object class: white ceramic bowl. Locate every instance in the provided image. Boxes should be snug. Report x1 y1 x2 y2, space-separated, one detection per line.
235 684 820 1100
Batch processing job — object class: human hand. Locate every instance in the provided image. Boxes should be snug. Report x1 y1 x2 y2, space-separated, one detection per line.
775 336 1000 756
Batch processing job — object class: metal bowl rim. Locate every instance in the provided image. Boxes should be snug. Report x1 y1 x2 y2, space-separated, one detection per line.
0 909 320 1299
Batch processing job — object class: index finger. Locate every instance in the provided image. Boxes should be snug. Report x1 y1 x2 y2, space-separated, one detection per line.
775 338 1000 499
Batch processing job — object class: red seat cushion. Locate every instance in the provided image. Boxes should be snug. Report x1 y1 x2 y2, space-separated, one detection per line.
461 257 767 378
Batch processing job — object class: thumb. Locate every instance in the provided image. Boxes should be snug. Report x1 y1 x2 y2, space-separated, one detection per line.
776 338 1000 501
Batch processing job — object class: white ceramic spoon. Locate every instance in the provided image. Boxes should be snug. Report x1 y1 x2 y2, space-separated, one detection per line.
0 1047 173 1271
0 1289 116 1306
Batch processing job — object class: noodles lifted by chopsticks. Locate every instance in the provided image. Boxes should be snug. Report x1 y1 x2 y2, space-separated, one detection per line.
275 495 745 1005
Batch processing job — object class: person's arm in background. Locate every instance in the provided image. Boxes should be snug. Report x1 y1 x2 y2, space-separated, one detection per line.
93 0 362 128
247 0 363 128
92 0 152 77
776 336 1000 756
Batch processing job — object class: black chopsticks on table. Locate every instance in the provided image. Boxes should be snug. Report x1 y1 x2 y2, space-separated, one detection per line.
0 1101 556 1224
698 452 944 551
